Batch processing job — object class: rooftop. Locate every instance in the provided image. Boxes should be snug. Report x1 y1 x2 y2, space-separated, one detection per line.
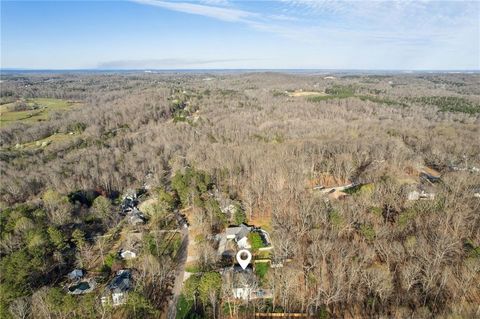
107 270 132 293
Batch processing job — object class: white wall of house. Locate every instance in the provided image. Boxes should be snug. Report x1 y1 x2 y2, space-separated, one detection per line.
237 237 251 249
408 191 420 200
112 292 127 306
233 287 251 301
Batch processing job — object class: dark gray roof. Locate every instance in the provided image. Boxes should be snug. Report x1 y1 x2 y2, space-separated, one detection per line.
235 224 251 241
129 208 147 224
226 226 241 236
108 270 132 293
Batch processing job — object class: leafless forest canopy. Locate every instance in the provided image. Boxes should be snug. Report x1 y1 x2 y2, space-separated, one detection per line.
0 72 479 318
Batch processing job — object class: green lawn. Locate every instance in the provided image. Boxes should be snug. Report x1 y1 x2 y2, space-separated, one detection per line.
0 98 79 127
307 85 355 102
255 262 270 280
248 232 265 251
185 263 202 273
255 250 271 259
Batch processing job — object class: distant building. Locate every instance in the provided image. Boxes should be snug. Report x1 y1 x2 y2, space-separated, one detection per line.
120 250 137 260
226 224 252 249
407 183 436 201
121 190 138 214
103 270 132 306
229 266 258 301
221 224 272 253
67 269 84 281
222 266 272 301
417 165 441 183
128 208 147 225
250 288 273 300
407 190 435 201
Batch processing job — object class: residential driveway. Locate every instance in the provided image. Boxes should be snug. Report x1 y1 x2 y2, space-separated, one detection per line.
167 226 189 319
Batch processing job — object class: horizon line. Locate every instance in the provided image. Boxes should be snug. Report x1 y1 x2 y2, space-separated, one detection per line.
1 67 479 72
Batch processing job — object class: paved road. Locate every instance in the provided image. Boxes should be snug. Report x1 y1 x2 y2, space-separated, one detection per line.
167 226 189 319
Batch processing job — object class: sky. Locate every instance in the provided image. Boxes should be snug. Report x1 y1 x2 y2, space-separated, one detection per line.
1 0 479 70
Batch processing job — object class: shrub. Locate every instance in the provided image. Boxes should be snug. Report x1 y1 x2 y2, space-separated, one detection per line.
91 196 112 219
398 209 417 229
360 224 376 241
157 188 177 210
325 85 356 97
255 263 269 279
47 226 68 251
66 122 87 133
123 291 158 318
329 211 344 229
104 252 119 268
198 272 222 304
233 205 246 225
248 232 264 251
172 168 213 207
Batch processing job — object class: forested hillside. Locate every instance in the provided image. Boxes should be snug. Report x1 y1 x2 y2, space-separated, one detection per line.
0 72 479 318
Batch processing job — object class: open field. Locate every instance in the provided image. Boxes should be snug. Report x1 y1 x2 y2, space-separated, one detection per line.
12 132 78 150
0 98 80 127
287 90 327 97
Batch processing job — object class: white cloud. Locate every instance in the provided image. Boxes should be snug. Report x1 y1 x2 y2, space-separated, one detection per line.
132 0 255 22
198 0 231 6
131 0 479 69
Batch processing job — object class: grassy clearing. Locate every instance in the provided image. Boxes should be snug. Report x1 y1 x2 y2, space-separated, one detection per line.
343 183 375 195
14 133 78 150
304 84 410 108
185 263 201 273
0 98 79 127
288 90 327 97
2 132 81 151
307 85 356 102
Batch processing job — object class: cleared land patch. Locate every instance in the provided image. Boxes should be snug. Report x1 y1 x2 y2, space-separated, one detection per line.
287 90 327 97
15 132 79 150
0 98 80 127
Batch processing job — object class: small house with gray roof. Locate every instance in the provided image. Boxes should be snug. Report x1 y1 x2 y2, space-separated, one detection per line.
103 269 132 306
